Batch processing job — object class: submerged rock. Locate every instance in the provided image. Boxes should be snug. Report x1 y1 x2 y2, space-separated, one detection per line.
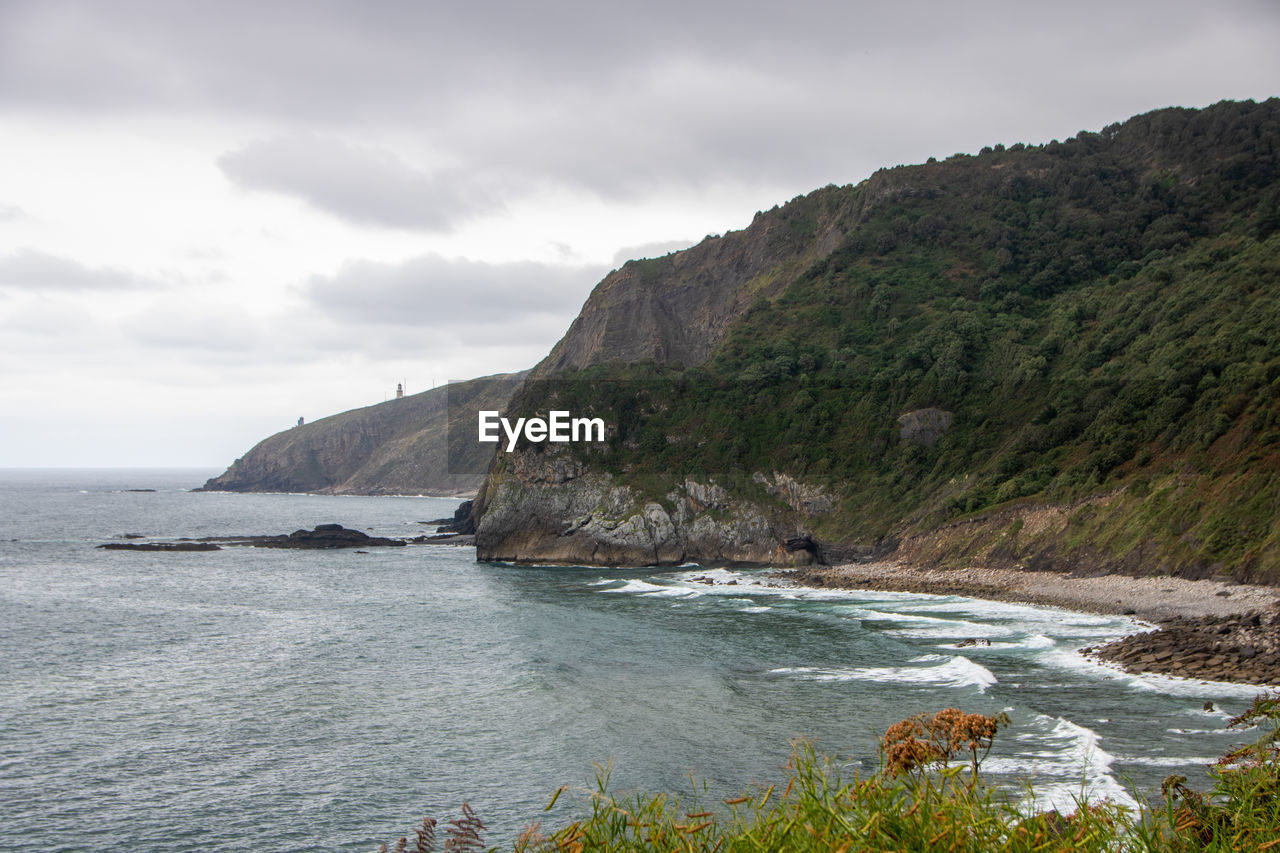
246 524 406 549
98 542 222 551
98 524 409 552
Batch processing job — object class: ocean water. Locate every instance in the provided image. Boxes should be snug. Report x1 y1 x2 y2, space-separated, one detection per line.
0 469 1266 852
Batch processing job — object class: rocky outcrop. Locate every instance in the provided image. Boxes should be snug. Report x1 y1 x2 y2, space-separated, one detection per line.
249 524 407 549
97 524 408 550
200 372 525 496
430 499 477 536
474 448 819 567
98 542 222 551
1085 607 1280 685
897 408 953 447
534 186 856 375
752 471 835 517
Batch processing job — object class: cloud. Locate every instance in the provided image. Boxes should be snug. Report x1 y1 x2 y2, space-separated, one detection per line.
303 254 605 327
119 299 265 352
0 295 103 343
5 1 1276 206
0 249 159 291
0 203 27 221
218 134 503 231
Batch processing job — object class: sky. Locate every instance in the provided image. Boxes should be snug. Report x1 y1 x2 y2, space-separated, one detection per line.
1 1 1277 467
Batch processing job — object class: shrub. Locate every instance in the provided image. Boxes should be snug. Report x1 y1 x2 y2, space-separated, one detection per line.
377 693 1280 851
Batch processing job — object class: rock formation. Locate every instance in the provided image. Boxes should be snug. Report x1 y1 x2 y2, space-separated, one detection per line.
534 186 853 375
1086 607 1280 685
97 524 409 551
201 372 525 496
474 446 822 566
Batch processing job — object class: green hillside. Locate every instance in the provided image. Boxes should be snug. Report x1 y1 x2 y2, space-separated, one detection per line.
497 99 1280 580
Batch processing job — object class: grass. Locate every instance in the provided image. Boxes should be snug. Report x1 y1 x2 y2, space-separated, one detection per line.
376 693 1280 852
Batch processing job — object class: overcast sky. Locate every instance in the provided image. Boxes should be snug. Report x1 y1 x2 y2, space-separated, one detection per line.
1 0 1277 467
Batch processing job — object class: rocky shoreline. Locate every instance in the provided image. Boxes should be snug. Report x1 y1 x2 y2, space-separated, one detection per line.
97 522 479 552
1081 609 1280 686
100 524 413 551
787 561 1280 687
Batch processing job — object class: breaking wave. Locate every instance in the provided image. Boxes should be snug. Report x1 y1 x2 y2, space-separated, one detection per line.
769 654 997 692
990 715 1138 812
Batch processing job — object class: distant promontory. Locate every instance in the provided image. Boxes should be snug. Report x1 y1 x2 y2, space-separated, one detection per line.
199 372 525 496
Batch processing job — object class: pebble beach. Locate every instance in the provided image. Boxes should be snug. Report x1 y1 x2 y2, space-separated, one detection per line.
787 561 1280 686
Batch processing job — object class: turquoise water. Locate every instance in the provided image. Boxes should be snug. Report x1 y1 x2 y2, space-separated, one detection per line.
0 470 1264 851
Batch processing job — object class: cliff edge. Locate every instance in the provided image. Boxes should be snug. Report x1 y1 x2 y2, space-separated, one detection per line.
201 372 525 496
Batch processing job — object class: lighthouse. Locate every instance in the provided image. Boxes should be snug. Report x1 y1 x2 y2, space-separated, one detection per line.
396 383 404 399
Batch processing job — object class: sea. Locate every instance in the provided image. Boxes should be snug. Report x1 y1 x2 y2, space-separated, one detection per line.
0 469 1267 852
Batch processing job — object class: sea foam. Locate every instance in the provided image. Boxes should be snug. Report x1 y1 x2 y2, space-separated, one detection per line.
989 714 1138 812
770 654 997 692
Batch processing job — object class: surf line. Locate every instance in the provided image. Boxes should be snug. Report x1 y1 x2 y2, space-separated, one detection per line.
478 410 606 452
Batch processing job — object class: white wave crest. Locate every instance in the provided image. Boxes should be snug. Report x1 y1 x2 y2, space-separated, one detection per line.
847 606 1016 641
1040 647 1274 698
599 579 675 595
769 654 997 692
887 624 1014 640
989 715 1138 812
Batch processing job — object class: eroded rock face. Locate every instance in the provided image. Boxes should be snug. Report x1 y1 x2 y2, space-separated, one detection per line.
897 408 954 447
534 187 854 376
511 450 587 485
683 479 728 512
475 458 815 567
752 471 834 517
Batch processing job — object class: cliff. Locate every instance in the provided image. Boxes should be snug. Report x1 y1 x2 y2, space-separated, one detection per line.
201 372 525 496
475 99 1280 578
475 447 821 566
535 188 853 375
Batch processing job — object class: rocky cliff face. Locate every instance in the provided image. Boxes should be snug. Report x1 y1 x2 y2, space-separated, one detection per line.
467 188 869 565
201 372 525 496
535 186 855 375
473 446 822 566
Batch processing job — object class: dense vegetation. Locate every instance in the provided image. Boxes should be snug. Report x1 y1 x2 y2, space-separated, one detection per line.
513 99 1280 581
375 692 1280 851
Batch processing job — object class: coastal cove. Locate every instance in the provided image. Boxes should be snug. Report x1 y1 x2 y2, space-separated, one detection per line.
2 470 1275 852
790 561 1280 687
